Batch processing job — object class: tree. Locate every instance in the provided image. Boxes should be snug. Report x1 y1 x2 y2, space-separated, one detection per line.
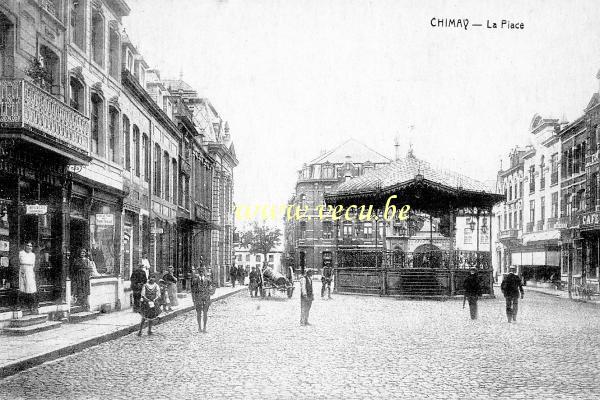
239 222 281 269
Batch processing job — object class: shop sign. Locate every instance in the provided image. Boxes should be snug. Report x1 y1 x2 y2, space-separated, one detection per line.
580 212 600 228
26 204 47 215
95 214 114 226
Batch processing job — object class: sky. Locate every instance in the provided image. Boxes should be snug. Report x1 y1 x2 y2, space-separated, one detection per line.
125 0 600 228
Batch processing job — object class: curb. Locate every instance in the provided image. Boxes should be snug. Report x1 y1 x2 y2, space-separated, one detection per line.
0 288 245 380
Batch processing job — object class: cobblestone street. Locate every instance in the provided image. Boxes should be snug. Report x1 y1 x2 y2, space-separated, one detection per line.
2 284 600 399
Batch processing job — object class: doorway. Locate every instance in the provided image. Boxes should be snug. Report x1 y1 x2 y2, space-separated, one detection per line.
70 217 87 263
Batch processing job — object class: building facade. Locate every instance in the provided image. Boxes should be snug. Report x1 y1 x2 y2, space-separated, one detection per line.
0 0 237 318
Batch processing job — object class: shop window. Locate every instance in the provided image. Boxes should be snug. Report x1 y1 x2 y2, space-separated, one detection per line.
0 14 15 77
90 204 116 275
69 76 85 112
108 27 119 79
123 115 130 169
91 9 104 67
108 107 119 163
70 0 85 50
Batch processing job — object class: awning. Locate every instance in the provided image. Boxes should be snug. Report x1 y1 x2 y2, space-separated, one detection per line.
522 230 560 245
511 250 560 267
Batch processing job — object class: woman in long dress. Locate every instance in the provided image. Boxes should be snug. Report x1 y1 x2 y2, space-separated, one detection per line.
18 242 37 312
162 265 178 308
137 274 161 336
71 248 93 309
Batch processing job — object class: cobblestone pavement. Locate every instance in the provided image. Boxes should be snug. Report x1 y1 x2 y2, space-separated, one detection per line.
2 284 600 399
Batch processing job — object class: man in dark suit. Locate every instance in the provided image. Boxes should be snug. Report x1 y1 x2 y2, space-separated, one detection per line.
130 264 147 313
191 267 214 333
463 267 482 320
501 266 524 323
300 269 315 326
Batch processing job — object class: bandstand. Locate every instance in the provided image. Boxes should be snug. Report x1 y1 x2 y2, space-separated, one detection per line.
324 155 505 298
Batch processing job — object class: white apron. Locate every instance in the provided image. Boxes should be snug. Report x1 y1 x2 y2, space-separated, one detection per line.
19 250 37 293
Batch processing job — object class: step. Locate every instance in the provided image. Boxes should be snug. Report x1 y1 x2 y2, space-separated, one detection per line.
9 314 48 328
69 305 86 314
68 311 100 323
3 321 62 336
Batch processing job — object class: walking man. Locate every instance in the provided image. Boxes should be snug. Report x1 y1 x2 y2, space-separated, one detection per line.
321 263 333 299
300 268 314 326
229 265 237 288
130 264 148 312
501 266 524 323
191 266 214 333
463 267 482 320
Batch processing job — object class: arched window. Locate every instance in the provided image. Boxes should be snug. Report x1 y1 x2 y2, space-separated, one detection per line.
123 116 130 170
69 76 85 112
90 93 103 155
109 108 119 163
133 125 140 176
91 8 104 67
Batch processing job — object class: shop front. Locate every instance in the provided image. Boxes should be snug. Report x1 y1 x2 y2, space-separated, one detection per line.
578 211 600 291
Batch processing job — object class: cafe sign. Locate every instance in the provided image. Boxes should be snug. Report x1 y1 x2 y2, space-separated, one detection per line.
26 204 47 215
580 212 600 228
95 214 114 226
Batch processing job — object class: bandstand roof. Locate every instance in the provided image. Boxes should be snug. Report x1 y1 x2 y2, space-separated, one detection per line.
324 154 505 214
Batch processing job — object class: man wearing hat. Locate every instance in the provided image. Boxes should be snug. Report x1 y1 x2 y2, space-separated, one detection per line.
463 267 482 320
191 266 215 333
501 266 524 323
300 268 315 326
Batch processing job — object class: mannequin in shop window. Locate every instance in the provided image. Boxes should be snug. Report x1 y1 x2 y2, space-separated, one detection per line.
18 242 38 313
71 248 93 309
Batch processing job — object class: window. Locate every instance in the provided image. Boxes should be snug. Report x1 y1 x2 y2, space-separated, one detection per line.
255 254 261 262
355 222 362 238
550 153 559 185
343 222 352 237
133 126 140 176
299 221 306 239
591 173 598 211
540 196 545 221
108 27 119 79
519 210 522 228
109 108 119 163
503 213 507 230
268 255 274 262
364 222 373 238
70 0 85 50
245 254 250 262
0 15 15 77
530 200 535 224
143 134 150 182
529 166 535 193
69 76 84 112
172 158 177 205
89 203 117 276
91 9 104 67
322 164 333 179
322 221 332 239
519 182 523 197
540 156 545 190
90 93 103 155
39 45 60 94
237 254 242 262
513 212 517 229
551 192 558 219
163 151 170 201
154 144 161 196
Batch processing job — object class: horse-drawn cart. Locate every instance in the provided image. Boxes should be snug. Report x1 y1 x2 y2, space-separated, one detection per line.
260 267 294 298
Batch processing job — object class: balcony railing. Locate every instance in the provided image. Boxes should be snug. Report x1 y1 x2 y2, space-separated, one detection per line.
0 79 89 155
498 229 519 240
547 217 557 229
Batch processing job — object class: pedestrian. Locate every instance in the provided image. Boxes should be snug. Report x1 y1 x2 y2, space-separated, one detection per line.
321 263 333 299
18 242 38 313
300 268 315 326
249 266 259 297
162 265 178 308
229 265 237 288
141 252 151 278
158 279 170 313
501 266 524 323
237 265 246 286
463 267 482 320
191 266 214 333
138 273 161 336
130 263 148 312
71 248 93 310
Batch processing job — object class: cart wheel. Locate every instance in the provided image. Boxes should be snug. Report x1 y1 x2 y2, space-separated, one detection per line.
287 287 294 298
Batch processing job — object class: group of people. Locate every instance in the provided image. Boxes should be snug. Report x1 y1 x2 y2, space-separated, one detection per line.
463 265 525 322
228 265 246 288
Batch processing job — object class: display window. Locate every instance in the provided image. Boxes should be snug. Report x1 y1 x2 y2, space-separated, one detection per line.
89 203 117 276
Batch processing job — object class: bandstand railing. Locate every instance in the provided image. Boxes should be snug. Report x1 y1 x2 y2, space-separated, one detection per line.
338 249 492 270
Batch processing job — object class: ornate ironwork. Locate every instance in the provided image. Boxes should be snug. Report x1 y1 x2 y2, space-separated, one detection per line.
0 80 90 155
339 249 491 270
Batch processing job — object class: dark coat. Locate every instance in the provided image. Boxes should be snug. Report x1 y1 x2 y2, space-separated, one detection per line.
130 269 148 293
463 274 482 297
501 273 524 298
